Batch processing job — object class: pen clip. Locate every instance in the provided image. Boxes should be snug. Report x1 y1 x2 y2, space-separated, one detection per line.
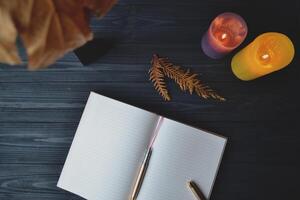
130 147 153 200
187 180 206 200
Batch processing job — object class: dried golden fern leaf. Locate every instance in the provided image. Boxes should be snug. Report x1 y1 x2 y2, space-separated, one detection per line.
155 54 225 101
149 54 171 101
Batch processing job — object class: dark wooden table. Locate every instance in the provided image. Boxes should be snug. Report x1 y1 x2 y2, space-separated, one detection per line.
0 0 299 199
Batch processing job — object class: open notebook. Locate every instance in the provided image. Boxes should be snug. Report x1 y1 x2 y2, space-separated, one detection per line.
57 92 227 200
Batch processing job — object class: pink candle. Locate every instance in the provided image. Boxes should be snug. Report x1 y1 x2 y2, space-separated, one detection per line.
201 12 248 59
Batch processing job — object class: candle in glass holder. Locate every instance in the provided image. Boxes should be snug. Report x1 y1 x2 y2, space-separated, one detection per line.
201 12 248 59
231 32 295 81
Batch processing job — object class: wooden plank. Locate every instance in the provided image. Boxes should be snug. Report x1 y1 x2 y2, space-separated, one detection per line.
1 121 299 165
0 86 298 122
0 164 82 200
0 163 298 200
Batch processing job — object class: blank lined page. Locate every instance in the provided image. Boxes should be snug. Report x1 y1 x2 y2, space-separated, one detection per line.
138 118 227 200
57 92 159 200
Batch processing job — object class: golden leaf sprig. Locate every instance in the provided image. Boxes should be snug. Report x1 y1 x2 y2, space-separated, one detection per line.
149 54 225 101
149 54 171 101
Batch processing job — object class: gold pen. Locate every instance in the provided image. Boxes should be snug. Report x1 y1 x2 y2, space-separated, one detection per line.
188 180 206 200
130 147 153 200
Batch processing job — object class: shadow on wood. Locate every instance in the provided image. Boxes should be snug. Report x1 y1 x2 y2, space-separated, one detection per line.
74 37 117 65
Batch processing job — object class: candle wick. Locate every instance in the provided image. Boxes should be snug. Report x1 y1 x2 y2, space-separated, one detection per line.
221 33 227 40
261 54 270 60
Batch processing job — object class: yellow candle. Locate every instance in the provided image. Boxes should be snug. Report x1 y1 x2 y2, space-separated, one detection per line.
231 32 295 81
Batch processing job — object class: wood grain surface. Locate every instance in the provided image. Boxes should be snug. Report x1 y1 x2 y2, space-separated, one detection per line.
0 0 299 199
